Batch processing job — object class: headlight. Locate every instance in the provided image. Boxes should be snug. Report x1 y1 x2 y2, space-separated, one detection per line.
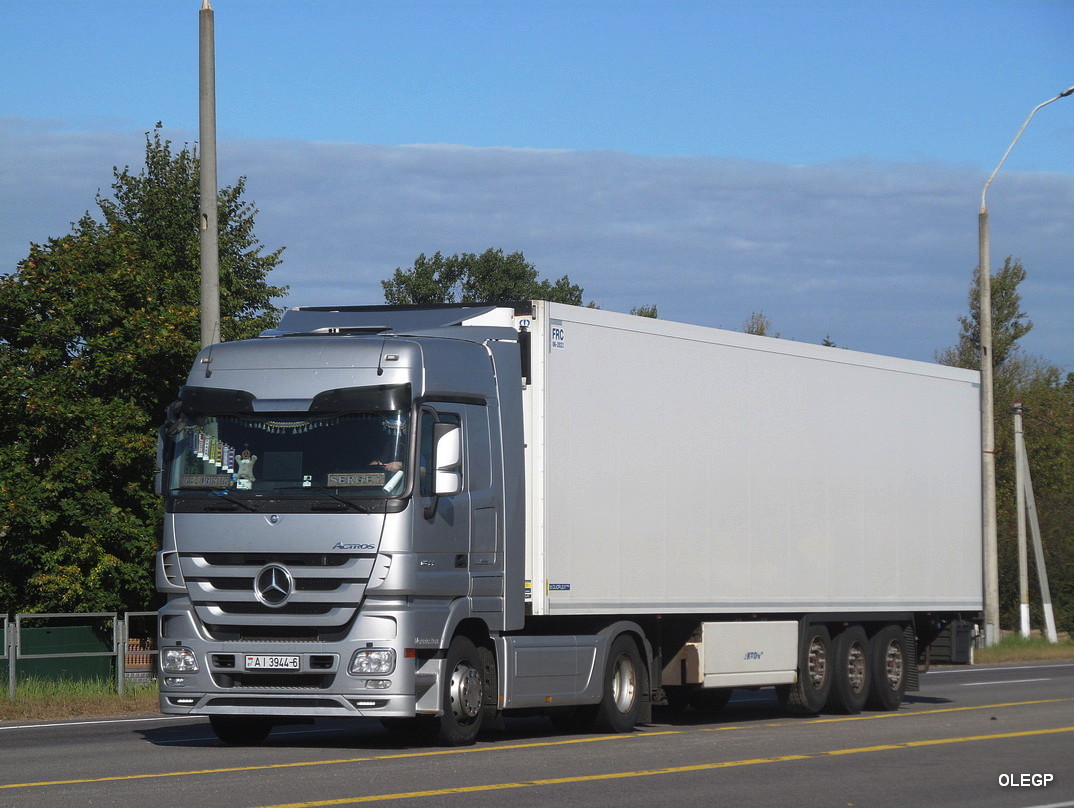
349 648 395 675
160 647 199 673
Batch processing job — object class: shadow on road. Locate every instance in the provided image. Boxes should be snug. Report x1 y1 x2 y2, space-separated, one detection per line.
137 687 945 750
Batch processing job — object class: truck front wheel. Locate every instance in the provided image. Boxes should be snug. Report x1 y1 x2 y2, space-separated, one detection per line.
434 635 485 746
593 635 643 733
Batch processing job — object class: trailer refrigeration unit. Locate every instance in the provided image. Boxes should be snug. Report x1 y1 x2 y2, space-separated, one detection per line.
156 301 983 745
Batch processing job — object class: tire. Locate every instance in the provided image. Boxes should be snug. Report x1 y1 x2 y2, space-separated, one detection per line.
593 635 643 733
865 625 908 711
433 636 485 746
209 715 273 745
777 624 832 714
689 687 733 713
826 625 870 714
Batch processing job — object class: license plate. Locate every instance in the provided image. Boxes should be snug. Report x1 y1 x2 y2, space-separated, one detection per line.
245 655 300 670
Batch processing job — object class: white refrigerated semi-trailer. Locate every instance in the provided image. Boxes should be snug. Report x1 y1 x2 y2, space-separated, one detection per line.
157 300 982 745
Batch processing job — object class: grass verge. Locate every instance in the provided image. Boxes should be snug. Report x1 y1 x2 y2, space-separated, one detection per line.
974 633 1074 664
0 677 159 723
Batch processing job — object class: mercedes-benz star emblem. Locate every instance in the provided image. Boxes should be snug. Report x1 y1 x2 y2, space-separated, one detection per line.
254 564 294 608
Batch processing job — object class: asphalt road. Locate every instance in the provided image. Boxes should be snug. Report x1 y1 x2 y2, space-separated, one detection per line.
2 661 1073 808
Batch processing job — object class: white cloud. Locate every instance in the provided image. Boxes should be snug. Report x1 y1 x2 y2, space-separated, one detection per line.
3 119 1072 370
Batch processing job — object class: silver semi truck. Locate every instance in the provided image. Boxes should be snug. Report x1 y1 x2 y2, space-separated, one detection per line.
156 301 983 745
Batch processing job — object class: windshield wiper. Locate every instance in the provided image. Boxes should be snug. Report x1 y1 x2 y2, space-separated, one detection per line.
204 489 258 512
275 486 373 513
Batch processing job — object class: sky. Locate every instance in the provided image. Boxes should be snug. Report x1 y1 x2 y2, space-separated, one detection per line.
2 0 1072 370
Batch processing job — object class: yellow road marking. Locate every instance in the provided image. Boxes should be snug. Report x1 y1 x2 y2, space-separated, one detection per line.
254 726 1074 808
1 697 1071 791
0 732 665 789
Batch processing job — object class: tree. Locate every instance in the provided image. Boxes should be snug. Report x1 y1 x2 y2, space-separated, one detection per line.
937 259 1074 634
743 311 780 338
935 257 1032 371
0 127 287 612
382 249 586 306
630 305 658 319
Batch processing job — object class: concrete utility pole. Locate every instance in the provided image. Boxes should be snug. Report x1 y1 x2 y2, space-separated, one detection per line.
978 85 1073 646
1013 401 1029 638
199 0 221 349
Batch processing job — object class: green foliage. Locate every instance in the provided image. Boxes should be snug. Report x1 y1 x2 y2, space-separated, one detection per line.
382 249 586 306
935 257 1032 370
0 127 286 613
630 304 658 319
938 259 1074 635
743 311 779 338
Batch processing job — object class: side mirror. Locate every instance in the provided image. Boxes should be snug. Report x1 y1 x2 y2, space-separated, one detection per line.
432 422 462 497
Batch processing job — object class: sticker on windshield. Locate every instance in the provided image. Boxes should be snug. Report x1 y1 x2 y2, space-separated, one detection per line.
180 474 234 488
328 472 386 487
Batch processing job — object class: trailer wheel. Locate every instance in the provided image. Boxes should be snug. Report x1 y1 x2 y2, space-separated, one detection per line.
865 625 908 711
593 635 643 733
826 625 870 714
209 715 273 745
433 635 485 746
777 624 832 714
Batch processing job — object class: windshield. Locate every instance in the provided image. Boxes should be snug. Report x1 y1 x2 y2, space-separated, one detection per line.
165 410 409 500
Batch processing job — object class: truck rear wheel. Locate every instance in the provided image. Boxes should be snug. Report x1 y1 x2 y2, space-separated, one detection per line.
865 625 908 711
433 635 485 746
777 624 832 714
593 635 643 733
826 625 870 714
209 715 273 745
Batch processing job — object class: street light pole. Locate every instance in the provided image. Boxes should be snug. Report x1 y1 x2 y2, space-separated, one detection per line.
199 0 221 349
978 85 1073 646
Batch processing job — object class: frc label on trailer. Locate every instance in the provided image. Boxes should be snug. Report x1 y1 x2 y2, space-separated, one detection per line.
550 320 566 350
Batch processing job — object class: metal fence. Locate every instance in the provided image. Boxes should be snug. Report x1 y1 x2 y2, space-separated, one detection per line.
3 611 157 701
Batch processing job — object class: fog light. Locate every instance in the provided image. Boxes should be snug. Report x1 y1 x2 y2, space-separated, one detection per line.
164 677 188 688
365 679 391 690
350 648 395 675
161 647 199 673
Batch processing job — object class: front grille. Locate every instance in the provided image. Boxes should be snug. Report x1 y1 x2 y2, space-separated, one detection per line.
217 602 335 616
201 553 350 567
180 551 378 637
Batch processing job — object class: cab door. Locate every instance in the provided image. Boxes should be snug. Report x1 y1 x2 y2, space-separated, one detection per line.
411 405 470 596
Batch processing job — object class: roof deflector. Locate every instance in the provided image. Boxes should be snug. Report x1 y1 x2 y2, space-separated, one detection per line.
269 303 524 336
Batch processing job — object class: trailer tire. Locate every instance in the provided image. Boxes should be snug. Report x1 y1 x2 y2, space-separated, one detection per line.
593 635 643 733
777 624 832 714
865 625 908 711
826 625 870 714
209 715 273 745
433 635 485 746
